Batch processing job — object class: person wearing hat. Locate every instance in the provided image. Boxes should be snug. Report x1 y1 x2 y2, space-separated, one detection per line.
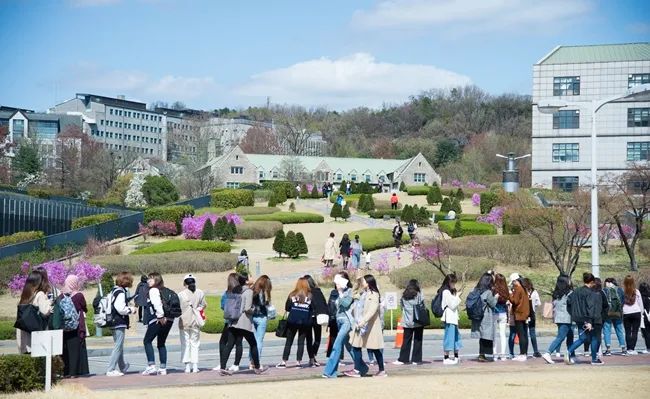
509 273 530 361
178 274 207 373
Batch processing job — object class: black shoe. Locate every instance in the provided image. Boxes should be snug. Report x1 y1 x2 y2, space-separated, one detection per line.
533 352 542 358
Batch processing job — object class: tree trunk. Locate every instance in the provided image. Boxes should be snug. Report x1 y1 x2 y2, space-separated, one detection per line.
614 216 638 272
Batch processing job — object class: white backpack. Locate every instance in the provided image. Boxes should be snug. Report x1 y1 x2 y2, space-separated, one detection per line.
94 289 118 327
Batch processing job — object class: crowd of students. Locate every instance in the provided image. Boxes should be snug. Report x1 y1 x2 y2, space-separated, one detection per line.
14 265 650 379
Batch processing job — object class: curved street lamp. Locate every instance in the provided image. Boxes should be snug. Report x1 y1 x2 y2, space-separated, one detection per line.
534 83 650 277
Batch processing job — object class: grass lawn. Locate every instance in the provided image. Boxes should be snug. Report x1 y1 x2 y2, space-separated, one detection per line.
244 212 324 224
348 228 410 251
130 240 231 255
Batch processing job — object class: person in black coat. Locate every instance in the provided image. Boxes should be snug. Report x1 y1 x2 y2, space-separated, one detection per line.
297 275 329 365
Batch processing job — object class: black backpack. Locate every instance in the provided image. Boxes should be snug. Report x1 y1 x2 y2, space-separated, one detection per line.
431 290 445 318
160 287 182 318
327 289 339 322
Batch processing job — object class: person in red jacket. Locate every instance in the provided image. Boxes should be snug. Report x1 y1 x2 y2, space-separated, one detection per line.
390 193 399 210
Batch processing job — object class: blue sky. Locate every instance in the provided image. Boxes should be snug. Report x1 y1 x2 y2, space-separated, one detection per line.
0 0 648 111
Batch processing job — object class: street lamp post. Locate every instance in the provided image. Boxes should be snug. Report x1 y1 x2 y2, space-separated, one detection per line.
535 83 650 278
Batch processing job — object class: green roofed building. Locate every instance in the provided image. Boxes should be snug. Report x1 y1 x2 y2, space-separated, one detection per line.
198 145 440 190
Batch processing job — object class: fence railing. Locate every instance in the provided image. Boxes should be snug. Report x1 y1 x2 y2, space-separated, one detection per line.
175 195 211 209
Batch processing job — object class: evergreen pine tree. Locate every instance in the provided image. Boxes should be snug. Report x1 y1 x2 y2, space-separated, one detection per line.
296 232 308 255
330 203 342 221
451 197 462 214
366 194 375 211
300 184 309 199
427 183 443 205
289 202 296 212
418 206 431 225
399 181 406 192
357 194 367 212
268 194 277 207
440 197 452 213
275 188 287 204
227 220 237 240
456 188 465 200
283 231 299 258
311 185 319 199
200 218 214 241
272 230 285 257
214 217 227 240
342 204 351 221
452 219 463 238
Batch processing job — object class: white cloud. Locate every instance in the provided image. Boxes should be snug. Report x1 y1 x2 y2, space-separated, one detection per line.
235 53 471 109
352 0 592 33
146 75 217 100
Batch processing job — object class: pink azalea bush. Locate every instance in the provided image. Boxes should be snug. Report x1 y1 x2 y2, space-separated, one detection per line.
8 260 106 296
477 206 505 228
466 181 487 189
182 213 243 239
148 220 178 236
375 253 390 275
471 193 481 207
321 266 338 282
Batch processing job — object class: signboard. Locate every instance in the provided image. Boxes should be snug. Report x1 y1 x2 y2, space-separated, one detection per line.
385 292 398 310
31 330 62 392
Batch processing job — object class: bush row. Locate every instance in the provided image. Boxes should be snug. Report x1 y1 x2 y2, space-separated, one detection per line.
211 189 255 209
0 231 44 247
71 213 119 229
348 228 410 251
244 212 324 224
130 240 231 255
406 186 429 196
389 258 496 290
253 189 274 202
0 354 64 393
236 221 283 239
433 212 478 222
196 206 279 216
447 235 547 266
92 252 237 276
328 192 361 208
438 220 496 236
143 205 194 233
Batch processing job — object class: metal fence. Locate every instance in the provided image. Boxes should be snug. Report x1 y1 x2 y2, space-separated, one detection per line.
176 195 211 209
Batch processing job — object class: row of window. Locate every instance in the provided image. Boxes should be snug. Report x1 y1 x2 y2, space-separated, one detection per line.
100 119 163 133
552 73 649 96
552 108 650 129
91 130 163 144
108 108 162 121
551 141 649 162
101 142 155 154
553 176 648 193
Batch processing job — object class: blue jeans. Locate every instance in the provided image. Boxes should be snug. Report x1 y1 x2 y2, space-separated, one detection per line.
547 323 574 355
351 250 361 268
323 317 353 377
443 323 462 352
567 325 599 362
251 316 268 359
352 347 369 376
603 318 625 348
107 328 126 373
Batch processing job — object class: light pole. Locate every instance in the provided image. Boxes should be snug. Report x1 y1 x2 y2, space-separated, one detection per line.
535 83 650 277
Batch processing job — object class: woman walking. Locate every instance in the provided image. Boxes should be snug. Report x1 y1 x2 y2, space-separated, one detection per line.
297 275 328 366
178 274 207 373
509 273 530 361
339 234 352 270
346 274 386 377
106 272 135 377
472 273 498 362
639 282 650 354
251 275 273 361
142 272 173 376
394 279 425 365
277 277 316 368
322 272 355 378
323 233 337 268
522 277 542 357
350 235 363 269
622 275 644 354
541 275 575 364
59 275 89 377
440 273 462 365
16 269 53 354
492 273 509 361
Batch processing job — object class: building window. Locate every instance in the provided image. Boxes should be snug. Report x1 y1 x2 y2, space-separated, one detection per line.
109 109 113 115
336 173 342 181
350 174 357 181
552 176 579 192
272 171 279 179
627 108 650 127
552 143 579 162
11 119 24 138
33 121 58 138
226 182 240 189
627 179 649 194
628 74 650 89
413 173 426 183
231 166 243 174
553 76 580 96
365 175 371 183
627 142 650 161
259 171 264 179
553 110 580 129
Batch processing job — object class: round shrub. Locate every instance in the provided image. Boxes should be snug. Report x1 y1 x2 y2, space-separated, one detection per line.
0 355 64 393
141 175 179 206
211 189 255 209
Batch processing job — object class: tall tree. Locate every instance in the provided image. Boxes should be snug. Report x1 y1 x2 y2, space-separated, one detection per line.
12 141 41 182
280 156 305 182
0 126 12 183
271 105 325 155
239 124 281 154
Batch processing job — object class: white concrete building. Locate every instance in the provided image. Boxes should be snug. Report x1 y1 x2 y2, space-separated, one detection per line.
50 94 168 161
532 43 650 191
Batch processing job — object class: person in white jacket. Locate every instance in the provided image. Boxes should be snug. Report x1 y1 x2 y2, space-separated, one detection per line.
106 272 137 377
178 274 207 373
622 275 645 354
440 273 462 365
142 272 172 376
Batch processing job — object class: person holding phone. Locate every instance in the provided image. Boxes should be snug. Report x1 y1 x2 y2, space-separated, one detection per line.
441 273 462 365
565 272 603 365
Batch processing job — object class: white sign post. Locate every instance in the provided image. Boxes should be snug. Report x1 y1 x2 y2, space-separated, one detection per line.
385 292 398 331
31 330 63 392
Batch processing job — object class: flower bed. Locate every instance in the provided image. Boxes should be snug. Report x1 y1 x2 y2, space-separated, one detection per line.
8 260 105 295
182 213 243 239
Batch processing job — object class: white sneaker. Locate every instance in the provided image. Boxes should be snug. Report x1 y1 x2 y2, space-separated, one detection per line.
555 352 562 358
513 355 527 362
192 364 199 373
443 358 458 365
500 356 508 361
141 366 158 376
228 365 240 372
639 350 648 354
542 353 554 364
628 350 638 355
158 368 167 375
185 364 191 374
212 366 222 371
392 360 405 365
106 370 124 377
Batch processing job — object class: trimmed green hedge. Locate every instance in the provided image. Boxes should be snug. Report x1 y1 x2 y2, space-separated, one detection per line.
406 186 429 196
92 252 237 275
236 221 283 239
211 189 255 209
433 212 479 222
328 192 361 208
389 258 496 290
0 320 15 340
0 231 44 247
144 205 194 233
130 240 231 255
244 212 324 224
480 191 500 214
0 354 64 393
196 206 279 216
71 213 119 229
349 228 410 251
367 209 403 219
438 220 496 236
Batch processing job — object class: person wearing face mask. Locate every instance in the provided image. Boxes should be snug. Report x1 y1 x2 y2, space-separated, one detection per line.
178 274 207 374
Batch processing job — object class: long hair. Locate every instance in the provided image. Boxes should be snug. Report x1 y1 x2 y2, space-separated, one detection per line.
552 275 573 300
623 275 637 305
20 270 50 305
521 277 534 293
148 272 164 289
364 274 380 298
639 282 650 297
475 272 494 293
253 275 272 304
304 275 318 290
341 234 350 244
226 273 241 294
494 273 509 302
289 277 311 303
440 273 458 295
402 279 420 300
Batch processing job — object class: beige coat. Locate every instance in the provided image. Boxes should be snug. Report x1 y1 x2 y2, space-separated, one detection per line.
178 288 207 330
17 291 53 354
323 237 337 260
350 291 384 350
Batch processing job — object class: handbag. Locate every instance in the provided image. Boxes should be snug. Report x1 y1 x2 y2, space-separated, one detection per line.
542 302 553 319
14 304 47 333
413 301 430 326
266 304 277 320
316 314 329 325
275 314 288 338
194 308 206 328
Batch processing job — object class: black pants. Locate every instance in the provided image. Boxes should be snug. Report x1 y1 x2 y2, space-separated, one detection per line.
391 203 397 210
283 323 314 361
623 312 641 350
297 319 321 360
479 338 493 356
398 327 423 363
221 327 259 369
219 325 243 366
326 320 337 357
641 327 650 351
515 320 528 355
62 331 89 376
